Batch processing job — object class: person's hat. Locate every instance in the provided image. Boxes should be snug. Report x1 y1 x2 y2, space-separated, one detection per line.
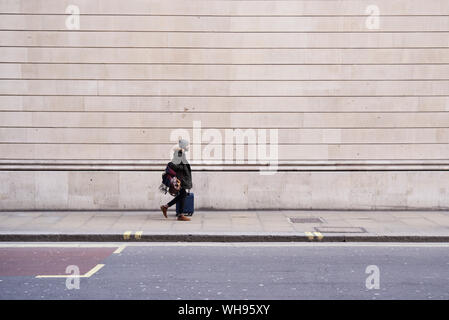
179 138 189 151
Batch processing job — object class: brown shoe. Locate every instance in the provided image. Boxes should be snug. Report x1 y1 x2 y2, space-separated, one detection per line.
160 205 168 218
177 214 191 221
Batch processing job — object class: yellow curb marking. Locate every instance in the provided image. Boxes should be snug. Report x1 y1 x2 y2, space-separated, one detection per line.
135 231 143 240
305 231 324 241
123 231 132 240
123 231 142 240
304 232 314 240
313 232 324 241
113 245 127 254
35 264 105 279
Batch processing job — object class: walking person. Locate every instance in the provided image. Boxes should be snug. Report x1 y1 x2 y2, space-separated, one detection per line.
160 139 193 221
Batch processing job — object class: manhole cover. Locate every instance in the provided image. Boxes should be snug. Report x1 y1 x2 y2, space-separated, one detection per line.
314 226 367 233
289 217 324 224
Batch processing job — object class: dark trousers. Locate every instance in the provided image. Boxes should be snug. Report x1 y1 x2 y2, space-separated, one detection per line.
167 188 187 216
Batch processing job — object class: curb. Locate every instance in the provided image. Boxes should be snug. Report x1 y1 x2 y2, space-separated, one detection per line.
1 234 449 242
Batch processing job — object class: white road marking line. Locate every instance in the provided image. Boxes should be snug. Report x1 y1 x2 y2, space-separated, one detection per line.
0 243 120 248
35 264 105 279
2 242 449 248
83 264 105 277
113 245 127 254
127 242 449 248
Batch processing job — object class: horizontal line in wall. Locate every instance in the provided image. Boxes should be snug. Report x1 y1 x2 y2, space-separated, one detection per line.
6 158 449 164
2 209 448 213
2 62 449 66
4 159 449 163
2 126 449 130
3 79 449 82
1 95 446 100
3 30 449 33
1 143 448 146
1 159 449 172
1 111 448 114
2 94 411 98
204 0 427 1
3 168 448 172
2 46 449 49
3 159 449 164
1 14 449 17
2 111 449 114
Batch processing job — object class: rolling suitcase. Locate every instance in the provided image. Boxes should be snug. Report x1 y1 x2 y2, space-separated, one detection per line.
176 192 194 216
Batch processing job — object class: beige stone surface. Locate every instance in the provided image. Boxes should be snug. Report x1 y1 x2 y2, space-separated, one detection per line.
2 31 448 48
3 48 449 64
1 0 448 15
1 209 449 238
1 96 448 112
0 171 448 210
1 0 448 209
6 127 449 144
4 15 449 32
1 64 448 81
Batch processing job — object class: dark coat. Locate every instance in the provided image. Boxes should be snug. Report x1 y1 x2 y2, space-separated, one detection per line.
168 150 192 189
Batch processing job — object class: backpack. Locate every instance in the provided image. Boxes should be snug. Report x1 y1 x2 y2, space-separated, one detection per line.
159 163 180 196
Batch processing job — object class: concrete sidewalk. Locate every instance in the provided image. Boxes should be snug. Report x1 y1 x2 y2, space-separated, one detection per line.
0 210 449 242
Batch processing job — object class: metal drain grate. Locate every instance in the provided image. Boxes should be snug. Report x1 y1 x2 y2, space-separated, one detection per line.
314 226 367 233
289 217 324 224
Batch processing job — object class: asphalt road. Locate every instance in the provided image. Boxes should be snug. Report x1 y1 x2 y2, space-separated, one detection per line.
0 242 449 300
